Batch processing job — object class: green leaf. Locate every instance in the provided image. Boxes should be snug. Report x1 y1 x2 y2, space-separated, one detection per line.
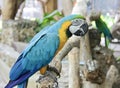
116 57 120 61
34 10 63 33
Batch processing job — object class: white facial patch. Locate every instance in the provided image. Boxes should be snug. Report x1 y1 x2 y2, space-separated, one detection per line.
69 25 80 34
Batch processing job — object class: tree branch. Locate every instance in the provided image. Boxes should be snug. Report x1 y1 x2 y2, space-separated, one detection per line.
103 65 119 88
68 47 80 88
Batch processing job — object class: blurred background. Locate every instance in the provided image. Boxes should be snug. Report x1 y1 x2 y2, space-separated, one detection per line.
0 0 120 88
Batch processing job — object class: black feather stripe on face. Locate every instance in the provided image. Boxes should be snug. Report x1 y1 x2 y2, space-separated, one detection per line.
66 27 72 38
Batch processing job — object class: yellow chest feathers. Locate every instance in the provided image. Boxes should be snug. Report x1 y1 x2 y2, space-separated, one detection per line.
56 21 72 54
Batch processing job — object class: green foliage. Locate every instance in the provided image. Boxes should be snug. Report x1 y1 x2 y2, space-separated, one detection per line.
116 57 120 61
35 10 63 33
24 10 63 43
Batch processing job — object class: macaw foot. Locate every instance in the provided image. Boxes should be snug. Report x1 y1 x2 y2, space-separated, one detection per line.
47 65 60 77
36 71 58 88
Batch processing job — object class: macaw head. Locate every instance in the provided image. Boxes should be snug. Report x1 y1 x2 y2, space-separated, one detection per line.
56 15 88 38
69 18 88 36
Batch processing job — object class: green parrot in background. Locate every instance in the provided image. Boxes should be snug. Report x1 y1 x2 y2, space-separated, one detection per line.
95 17 113 47
5 14 88 88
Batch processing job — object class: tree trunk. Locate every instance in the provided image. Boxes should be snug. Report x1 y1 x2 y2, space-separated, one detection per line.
15 2 25 19
17 0 25 9
72 0 87 17
2 0 17 20
41 0 57 14
61 0 73 16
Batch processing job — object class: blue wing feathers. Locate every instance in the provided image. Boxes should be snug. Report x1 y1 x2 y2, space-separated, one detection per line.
30 25 50 43
10 61 23 80
6 33 59 88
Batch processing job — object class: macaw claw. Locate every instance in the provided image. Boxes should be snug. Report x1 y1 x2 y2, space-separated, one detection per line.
47 66 60 77
36 71 58 88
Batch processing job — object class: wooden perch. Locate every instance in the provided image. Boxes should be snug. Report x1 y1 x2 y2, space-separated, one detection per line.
80 56 103 88
81 47 119 88
82 64 118 88
68 47 80 88
103 65 119 88
80 32 92 62
82 81 100 88
50 35 80 72
82 65 118 88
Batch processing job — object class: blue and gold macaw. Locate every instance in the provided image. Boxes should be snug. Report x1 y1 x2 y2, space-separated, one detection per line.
95 17 113 47
5 15 88 88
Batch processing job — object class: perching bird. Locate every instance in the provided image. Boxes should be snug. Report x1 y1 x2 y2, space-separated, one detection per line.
95 17 113 47
5 14 88 88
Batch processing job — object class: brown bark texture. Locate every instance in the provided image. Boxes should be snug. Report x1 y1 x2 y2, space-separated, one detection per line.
2 0 24 20
2 0 17 20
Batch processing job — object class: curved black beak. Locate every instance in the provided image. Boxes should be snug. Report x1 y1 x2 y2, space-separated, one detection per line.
74 22 88 36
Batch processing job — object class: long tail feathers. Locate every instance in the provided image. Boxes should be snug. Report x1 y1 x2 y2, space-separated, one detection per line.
5 71 32 88
5 80 16 88
18 80 28 88
5 80 28 88
107 33 114 41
